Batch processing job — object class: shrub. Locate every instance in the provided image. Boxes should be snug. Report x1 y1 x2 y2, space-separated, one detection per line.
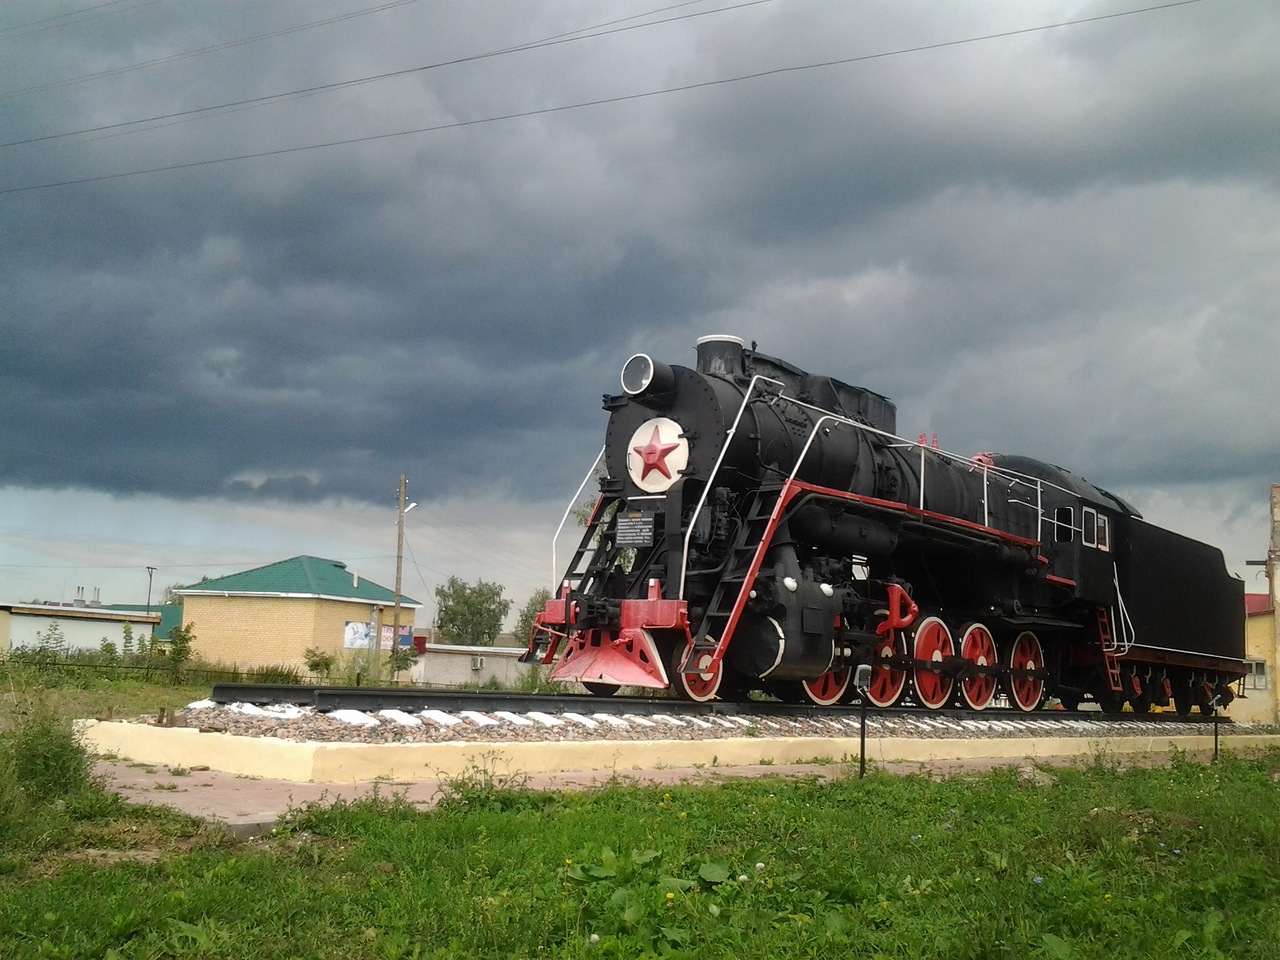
245 664 302 684
303 647 336 678
2 695 96 803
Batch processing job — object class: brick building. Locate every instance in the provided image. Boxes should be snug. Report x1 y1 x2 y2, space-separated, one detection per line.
1236 483 1280 724
173 556 420 671
1235 593 1276 723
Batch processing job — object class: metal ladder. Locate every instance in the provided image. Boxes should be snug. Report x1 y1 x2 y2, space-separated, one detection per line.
1097 607 1123 693
680 482 788 676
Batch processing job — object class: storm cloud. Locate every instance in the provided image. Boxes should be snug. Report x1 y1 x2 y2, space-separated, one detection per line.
2 0 1276 610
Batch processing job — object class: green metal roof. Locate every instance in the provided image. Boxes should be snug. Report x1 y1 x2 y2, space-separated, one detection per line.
104 603 185 639
175 556 420 606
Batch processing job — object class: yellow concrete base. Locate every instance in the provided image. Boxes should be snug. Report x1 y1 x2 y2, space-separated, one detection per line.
79 720 1280 784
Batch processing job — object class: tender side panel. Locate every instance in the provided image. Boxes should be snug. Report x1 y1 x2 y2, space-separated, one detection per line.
1120 520 1245 666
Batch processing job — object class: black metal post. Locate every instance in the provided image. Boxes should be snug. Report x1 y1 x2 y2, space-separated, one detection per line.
1213 707 1220 763
860 695 868 779
854 663 872 779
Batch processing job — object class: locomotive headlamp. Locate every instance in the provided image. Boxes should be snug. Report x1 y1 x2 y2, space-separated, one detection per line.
621 353 675 402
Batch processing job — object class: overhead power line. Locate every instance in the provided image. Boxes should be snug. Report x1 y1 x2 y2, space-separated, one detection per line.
0 0 163 41
1 0 758 146
1 0 422 100
0 0 1205 196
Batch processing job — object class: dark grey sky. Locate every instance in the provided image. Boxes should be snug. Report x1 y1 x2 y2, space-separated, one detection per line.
2 0 1276 613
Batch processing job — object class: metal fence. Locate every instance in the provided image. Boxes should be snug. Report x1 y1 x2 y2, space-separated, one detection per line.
0 656 299 687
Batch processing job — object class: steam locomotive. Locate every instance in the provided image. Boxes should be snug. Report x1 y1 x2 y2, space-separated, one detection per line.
524 336 1245 714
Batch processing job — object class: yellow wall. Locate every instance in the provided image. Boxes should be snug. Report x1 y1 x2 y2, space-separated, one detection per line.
1234 610 1277 724
0 609 9 654
180 595 416 670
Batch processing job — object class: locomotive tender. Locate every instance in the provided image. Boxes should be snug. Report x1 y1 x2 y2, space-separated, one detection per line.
525 336 1245 714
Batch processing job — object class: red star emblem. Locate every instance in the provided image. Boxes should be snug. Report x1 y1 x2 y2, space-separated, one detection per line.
633 424 681 481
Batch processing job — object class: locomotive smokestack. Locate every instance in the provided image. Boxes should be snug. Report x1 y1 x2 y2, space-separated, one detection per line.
695 335 745 377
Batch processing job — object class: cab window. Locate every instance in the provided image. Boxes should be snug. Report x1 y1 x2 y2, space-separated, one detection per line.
1054 506 1074 543
1096 515 1111 552
1082 507 1098 548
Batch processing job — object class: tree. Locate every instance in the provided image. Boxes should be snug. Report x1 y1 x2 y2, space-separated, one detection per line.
304 647 336 678
384 647 415 680
168 622 195 671
434 577 511 647
514 588 552 645
163 576 208 604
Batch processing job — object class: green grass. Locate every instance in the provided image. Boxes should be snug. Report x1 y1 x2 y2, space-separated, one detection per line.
3 677 1279 958
0 742 1278 959
0 660 213 730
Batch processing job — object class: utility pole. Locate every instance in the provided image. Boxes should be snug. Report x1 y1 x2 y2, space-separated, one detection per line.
1272 484 1279 726
392 475 408 669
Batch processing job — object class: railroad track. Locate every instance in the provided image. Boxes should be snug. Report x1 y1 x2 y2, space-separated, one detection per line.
205 682 1234 740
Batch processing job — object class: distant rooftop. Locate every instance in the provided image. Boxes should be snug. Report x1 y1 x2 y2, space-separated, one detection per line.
0 602 160 624
173 555 420 607
1246 593 1273 617
105 603 184 638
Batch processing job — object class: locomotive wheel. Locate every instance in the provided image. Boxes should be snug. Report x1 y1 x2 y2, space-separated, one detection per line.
1098 692 1126 715
669 644 723 702
912 617 955 710
1006 631 1045 712
799 668 854 707
958 622 999 711
582 682 621 697
1173 679 1195 716
866 632 909 707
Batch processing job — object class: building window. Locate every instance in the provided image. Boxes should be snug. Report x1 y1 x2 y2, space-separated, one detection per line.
1244 660 1268 690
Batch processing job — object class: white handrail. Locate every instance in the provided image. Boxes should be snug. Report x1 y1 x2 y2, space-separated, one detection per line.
678 375 783 598
1111 563 1136 654
919 444 927 510
670 380 1108 598
771 395 1051 541
551 446 605 589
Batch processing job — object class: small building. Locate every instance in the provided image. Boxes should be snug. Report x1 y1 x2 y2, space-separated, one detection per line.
173 556 420 671
0 602 161 656
408 642 534 689
1235 593 1276 724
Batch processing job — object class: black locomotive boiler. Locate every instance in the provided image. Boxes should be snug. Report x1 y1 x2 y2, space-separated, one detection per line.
524 336 1245 714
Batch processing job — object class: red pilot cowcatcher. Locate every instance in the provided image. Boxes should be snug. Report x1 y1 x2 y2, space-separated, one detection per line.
545 580 689 689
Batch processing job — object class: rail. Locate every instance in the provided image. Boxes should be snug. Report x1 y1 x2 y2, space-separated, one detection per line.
1110 563 1137 654
778 398 1048 544
550 445 605 590
582 374 1113 599
677 375 784 598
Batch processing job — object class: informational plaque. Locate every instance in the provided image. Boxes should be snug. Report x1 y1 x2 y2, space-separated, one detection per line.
615 513 655 547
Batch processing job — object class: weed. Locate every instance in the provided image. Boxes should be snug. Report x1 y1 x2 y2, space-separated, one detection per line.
432 755 544 813
2 692 96 803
